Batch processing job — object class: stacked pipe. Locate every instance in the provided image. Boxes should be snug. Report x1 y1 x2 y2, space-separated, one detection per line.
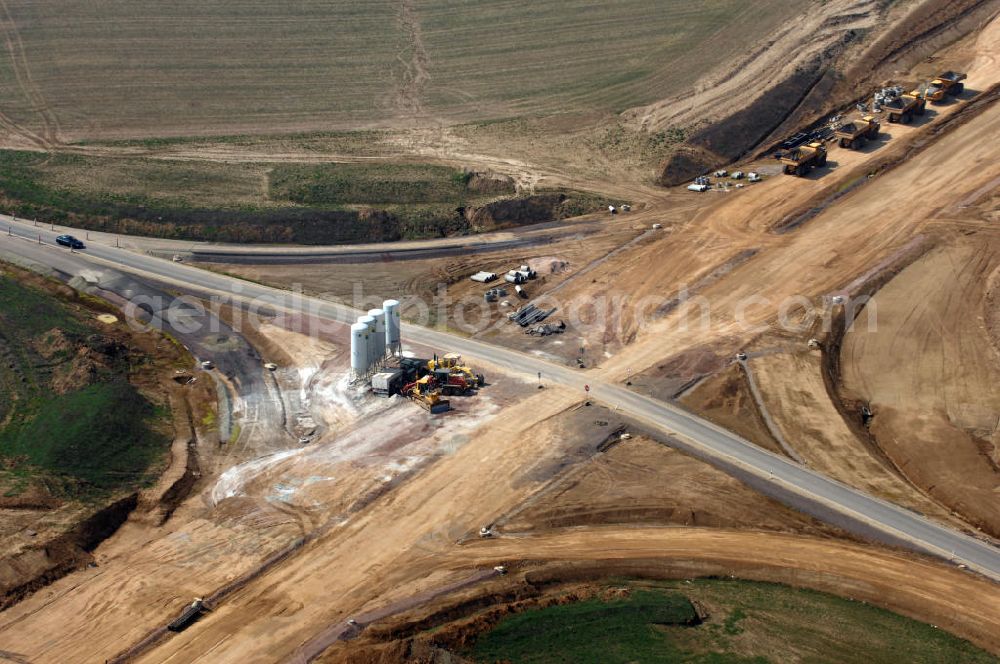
510 304 558 327
511 304 538 325
523 307 556 326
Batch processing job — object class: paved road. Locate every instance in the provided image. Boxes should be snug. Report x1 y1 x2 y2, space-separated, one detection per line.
10 213 608 265
0 229 293 458
2 215 998 583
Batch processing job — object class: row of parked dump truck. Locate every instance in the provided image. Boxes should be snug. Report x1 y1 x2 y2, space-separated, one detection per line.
775 70 966 177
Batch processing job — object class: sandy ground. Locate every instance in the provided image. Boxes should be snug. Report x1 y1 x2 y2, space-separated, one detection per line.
0 12 998 664
593 11 1000 378
841 236 1000 536
0 322 542 663
441 528 1000 654
500 435 840 537
749 351 962 527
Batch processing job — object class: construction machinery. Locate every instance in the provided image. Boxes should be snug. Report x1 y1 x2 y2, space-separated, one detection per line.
432 368 479 396
168 598 206 632
924 71 966 101
428 353 486 390
834 116 880 149
905 89 928 115
402 375 451 414
777 142 827 176
883 92 922 123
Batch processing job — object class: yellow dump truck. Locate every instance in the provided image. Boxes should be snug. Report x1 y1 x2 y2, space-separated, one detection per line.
778 142 828 176
925 71 967 102
834 116 880 149
883 93 923 124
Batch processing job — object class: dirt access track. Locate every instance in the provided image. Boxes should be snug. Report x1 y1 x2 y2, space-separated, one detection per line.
319 528 1000 659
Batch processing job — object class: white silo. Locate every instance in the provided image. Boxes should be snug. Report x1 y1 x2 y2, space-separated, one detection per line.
368 308 386 362
383 299 401 355
350 322 370 378
358 315 377 367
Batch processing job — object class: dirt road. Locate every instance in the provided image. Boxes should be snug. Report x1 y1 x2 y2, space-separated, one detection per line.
841 237 1000 535
453 528 1000 654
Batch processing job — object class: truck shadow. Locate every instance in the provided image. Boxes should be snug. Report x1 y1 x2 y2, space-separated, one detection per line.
801 161 840 180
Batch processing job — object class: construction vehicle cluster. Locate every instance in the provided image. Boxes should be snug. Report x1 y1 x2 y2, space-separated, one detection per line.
371 353 485 415
687 169 762 192
763 69 967 179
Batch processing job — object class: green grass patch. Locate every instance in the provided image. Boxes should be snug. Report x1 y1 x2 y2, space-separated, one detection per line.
268 162 484 206
0 270 170 498
0 270 86 337
0 381 168 496
467 589 728 664
0 150 567 244
465 580 999 664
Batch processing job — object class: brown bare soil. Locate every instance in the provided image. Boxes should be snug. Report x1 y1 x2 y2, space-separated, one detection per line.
749 351 963 528
500 434 840 536
596 14 1000 382
678 363 785 456
841 237 1000 536
319 528 1000 662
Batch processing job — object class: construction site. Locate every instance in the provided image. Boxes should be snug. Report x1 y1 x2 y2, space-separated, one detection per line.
0 0 998 662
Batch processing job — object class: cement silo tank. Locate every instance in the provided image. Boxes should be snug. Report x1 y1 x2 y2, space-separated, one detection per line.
367 308 386 360
358 315 377 366
383 299 401 352
350 322 370 376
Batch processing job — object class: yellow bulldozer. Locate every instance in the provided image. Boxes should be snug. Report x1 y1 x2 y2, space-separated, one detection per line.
402 375 451 414
427 353 486 389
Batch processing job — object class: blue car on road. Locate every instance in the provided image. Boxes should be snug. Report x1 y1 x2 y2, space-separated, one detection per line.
55 234 85 249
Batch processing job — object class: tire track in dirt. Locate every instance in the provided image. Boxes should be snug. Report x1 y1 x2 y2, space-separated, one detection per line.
395 0 431 118
0 0 61 147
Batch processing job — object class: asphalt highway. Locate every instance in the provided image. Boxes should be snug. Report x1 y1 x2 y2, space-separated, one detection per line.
2 215 998 582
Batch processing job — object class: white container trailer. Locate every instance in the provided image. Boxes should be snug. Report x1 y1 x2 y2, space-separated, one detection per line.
368 308 386 361
350 322 370 377
383 299 401 354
